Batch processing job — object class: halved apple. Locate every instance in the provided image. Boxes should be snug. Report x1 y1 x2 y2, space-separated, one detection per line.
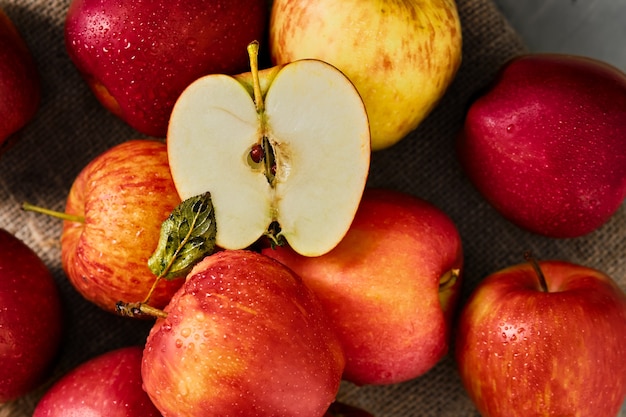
167 42 371 257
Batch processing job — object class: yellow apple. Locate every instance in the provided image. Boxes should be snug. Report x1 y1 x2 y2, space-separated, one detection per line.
270 0 463 150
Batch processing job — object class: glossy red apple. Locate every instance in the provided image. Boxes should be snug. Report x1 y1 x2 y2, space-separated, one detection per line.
0 229 63 402
142 250 345 417
457 53 626 238
60 139 183 313
263 188 463 385
455 257 626 417
64 0 269 137
33 346 161 416
0 8 41 153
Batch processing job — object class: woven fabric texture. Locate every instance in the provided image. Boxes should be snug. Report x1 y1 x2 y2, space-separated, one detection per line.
0 0 624 416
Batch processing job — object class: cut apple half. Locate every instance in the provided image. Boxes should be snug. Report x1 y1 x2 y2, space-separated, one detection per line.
167 42 370 257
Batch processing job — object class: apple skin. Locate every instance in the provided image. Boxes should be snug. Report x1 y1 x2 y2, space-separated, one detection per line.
0 229 63 402
0 8 41 153
262 188 464 385
455 260 626 417
64 0 269 137
457 53 626 238
33 346 162 416
61 139 183 314
142 250 345 417
269 0 462 151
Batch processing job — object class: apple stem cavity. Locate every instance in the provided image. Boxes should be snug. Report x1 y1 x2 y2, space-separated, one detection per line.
21 201 85 223
439 268 460 292
524 251 549 293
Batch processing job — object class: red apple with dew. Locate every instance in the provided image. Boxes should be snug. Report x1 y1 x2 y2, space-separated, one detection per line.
64 0 269 137
0 8 41 154
457 53 626 238
33 346 161 416
60 139 182 314
0 229 63 402
142 250 345 417
455 257 626 417
263 188 463 385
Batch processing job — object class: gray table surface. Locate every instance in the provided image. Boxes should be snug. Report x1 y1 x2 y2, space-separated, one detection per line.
493 0 626 71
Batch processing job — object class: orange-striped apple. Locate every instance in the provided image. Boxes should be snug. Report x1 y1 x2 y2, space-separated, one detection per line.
457 54 626 238
0 8 40 153
142 250 345 417
167 42 370 257
263 188 463 385
269 0 462 150
0 229 63 402
60 139 182 313
64 0 268 137
33 346 161 417
455 258 626 417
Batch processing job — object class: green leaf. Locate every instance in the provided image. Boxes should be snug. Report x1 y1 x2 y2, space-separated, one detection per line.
148 192 217 280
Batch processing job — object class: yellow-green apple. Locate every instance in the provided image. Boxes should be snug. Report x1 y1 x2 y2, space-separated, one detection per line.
167 42 370 257
0 229 63 402
0 8 41 153
142 250 345 417
269 0 462 151
457 53 626 238
33 346 161 416
262 188 463 385
455 258 626 417
60 139 183 314
64 0 269 137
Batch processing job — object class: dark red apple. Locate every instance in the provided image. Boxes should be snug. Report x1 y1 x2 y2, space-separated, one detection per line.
33 346 162 416
455 258 626 417
457 53 626 238
64 0 269 137
0 8 41 153
0 229 63 402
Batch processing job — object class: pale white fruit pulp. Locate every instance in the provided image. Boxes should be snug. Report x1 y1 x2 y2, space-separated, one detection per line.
168 59 370 257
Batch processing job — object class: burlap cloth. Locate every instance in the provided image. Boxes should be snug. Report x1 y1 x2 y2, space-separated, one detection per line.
0 0 624 416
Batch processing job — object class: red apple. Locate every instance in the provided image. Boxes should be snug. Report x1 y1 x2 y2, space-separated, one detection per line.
142 250 345 417
33 346 162 416
455 258 626 417
0 229 63 402
60 139 182 313
457 53 626 238
0 8 41 153
263 188 463 385
64 0 269 137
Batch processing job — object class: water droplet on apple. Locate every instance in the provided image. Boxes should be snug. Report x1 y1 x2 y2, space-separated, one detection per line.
175 339 183 348
181 327 192 338
506 124 515 133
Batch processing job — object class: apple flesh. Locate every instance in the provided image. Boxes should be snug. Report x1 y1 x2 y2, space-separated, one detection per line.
142 250 345 417
0 229 63 402
269 0 463 150
0 8 41 153
457 53 626 238
33 346 162 416
64 0 269 137
455 259 626 417
263 188 463 385
167 43 370 257
61 139 183 314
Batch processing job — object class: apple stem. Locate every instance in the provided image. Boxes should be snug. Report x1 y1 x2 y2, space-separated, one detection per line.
247 41 264 114
115 300 167 319
21 201 85 223
524 251 549 292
